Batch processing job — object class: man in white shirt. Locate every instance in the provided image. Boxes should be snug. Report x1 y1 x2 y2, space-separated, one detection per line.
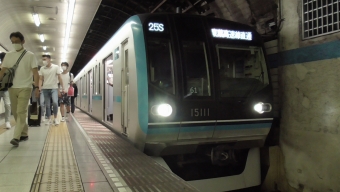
0 32 39 146
39 55 64 125
59 62 73 122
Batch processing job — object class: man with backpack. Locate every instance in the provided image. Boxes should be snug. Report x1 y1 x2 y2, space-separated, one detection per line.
59 62 73 122
0 32 39 146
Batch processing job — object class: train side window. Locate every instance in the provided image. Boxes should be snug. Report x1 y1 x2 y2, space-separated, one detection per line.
147 39 175 95
83 74 87 95
217 46 269 98
93 66 96 94
182 41 211 97
97 63 101 95
95 65 100 94
105 56 114 86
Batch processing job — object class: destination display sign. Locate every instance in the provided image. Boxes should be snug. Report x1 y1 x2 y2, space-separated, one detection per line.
211 28 252 41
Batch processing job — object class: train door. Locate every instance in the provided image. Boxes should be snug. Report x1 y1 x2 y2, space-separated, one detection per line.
88 70 93 113
121 39 129 135
104 55 114 124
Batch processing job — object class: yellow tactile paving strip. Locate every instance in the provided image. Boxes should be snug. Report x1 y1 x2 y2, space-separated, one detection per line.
30 122 84 192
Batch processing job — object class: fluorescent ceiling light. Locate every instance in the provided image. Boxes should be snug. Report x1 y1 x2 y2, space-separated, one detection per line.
62 0 76 61
43 46 46 50
39 34 45 42
32 13 41 27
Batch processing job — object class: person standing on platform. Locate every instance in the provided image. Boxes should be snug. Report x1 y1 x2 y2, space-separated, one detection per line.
37 65 47 122
59 62 73 121
0 52 12 129
70 82 77 114
39 55 64 126
0 32 39 146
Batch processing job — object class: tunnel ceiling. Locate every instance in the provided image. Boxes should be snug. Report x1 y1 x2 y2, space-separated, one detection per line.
71 0 279 76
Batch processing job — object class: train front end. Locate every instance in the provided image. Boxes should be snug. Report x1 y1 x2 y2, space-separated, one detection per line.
139 13 273 190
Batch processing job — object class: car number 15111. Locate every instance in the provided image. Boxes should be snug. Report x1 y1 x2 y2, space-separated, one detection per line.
191 108 210 117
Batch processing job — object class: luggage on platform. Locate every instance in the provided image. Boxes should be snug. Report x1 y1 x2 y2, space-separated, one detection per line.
28 102 41 126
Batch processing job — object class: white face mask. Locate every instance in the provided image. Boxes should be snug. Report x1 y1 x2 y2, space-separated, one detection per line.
12 44 22 51
42 60 48 66
62 66 67 71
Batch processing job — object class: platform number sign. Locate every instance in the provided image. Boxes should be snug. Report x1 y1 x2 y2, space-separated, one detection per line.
148 22 164 32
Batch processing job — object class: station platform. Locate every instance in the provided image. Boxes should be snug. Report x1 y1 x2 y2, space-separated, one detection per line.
0 109 199 192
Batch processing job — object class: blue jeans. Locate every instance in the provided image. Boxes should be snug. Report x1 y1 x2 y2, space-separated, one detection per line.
39 91 46 118
42 89 58 118
0 91 11 122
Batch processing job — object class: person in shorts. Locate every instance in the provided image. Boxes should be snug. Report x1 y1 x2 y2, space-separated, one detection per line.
59 62 73 122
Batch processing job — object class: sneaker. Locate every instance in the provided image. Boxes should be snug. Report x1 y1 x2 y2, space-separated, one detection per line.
10 139 19 146
5 122 11 129
41 117 45 123
20 136 29 141
55 119 60 125
45 119 51 125
61 117 65 122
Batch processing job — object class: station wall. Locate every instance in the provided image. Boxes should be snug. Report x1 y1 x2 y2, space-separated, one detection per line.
264 0 340 191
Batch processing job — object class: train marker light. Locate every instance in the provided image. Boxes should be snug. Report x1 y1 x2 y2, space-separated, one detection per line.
254 102 272 114
151 104 172 117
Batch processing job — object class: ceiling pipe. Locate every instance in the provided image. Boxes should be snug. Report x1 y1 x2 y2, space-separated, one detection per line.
0 43 8 52
176 7 182 13
183 0 205 13
151 0 167 13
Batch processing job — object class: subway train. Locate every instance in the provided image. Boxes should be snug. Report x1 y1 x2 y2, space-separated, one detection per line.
74 13 273 191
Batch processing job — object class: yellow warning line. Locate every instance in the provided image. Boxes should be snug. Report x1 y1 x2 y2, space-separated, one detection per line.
30 122 84 192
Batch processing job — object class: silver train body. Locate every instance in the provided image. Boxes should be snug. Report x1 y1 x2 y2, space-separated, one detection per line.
74 13 273 191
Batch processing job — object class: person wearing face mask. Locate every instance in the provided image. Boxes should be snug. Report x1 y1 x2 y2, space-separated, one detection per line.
59 62 73 122
39 55 64 126
0 32 39 146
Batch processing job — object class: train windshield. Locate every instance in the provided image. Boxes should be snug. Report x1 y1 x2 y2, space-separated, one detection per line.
183 41 211 97
217 45 269 98
147 39 175 95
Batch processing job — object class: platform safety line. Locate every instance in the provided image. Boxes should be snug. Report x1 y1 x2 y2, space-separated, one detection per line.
70 112 129 192
30 126 52 192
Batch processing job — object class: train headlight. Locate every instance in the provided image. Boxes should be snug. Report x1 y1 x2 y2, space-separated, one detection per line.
151 104 173 117
254 102 272 114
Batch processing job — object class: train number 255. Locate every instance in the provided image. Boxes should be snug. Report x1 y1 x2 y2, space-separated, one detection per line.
191 108 210 117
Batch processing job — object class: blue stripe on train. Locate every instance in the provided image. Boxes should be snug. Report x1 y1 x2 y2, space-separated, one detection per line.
92 95 102 100
115 96 121 103
147 123 272 134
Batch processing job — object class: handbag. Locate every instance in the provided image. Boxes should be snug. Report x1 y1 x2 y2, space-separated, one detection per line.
67 86 74 96
0 50 27 91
